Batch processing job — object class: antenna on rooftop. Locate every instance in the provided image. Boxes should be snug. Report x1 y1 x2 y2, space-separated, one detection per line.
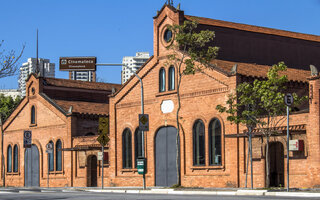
36 29 39 75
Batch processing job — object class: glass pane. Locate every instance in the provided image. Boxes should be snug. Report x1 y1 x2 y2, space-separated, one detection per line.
13 145 18 172
169 67 175 90
49 141 54 171
123 129 132 168
135 129 143 167
159 68 166 92
31 106 35 124
209 119 222 165
7 145 12 172
56 140 62 171
193 120 205 166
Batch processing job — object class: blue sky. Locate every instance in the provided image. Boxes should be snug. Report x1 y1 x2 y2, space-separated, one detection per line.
1 0 320 89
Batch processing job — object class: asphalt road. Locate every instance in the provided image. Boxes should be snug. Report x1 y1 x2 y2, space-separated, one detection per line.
0 192 318 200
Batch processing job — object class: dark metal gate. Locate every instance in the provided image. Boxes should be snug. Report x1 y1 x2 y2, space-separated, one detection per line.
24 145 40 187
155 126 179 187
87 155 97 187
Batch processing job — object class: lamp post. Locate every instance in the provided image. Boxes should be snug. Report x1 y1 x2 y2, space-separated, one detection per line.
96 63 146 189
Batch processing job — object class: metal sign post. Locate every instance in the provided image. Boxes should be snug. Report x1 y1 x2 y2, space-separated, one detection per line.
284 93 293 192
46 143 53 188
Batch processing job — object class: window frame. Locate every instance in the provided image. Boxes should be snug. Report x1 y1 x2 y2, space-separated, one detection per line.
13 144 18 172
30 105 36 125
168 66 175 91
193 120 206 166
122 128 132 169
7 145 12 173
134 128 143 168
159 68 166 92
208 118 222 166
56 140 62 171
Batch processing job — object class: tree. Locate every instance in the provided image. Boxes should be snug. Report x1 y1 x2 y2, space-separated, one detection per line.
0 94 22 122
166 19 219 185
0 40 25 78
216 62 307 187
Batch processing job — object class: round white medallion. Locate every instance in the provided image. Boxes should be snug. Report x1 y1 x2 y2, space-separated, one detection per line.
161 100 174 114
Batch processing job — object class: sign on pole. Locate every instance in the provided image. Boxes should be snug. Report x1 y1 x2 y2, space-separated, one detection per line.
97 152 103 161
23 130 32 148
139 114 149 131
97 117 110 146
46 143 53 154
59 57 96 71
284 93 294 106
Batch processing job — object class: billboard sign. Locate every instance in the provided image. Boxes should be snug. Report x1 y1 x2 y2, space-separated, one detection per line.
59 57 96 71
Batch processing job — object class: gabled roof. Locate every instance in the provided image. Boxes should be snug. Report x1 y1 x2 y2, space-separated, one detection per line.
185 15 320 43
211 59 310 83
43 77 121 91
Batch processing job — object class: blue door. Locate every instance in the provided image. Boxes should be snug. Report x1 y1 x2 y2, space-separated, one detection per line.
155 126 179 187
24 145 40 187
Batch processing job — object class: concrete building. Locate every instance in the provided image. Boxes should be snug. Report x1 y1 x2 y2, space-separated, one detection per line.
122 52 150 84
69 71 96 82
19 58 55 96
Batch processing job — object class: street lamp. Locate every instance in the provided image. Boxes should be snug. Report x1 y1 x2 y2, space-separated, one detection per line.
96 63 146 189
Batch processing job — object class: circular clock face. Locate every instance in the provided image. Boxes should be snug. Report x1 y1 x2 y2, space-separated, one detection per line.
164 29 173 43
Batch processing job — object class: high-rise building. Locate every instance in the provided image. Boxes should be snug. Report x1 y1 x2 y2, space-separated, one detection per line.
122 52 150 84
18 58 55 96
69 71 96 82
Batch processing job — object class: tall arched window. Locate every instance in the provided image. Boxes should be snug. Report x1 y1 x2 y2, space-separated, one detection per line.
122 128 132 169
193 120 205 166
13 145 18 172
56 140 62 171
7 145 12 172
31 106 36 124
168 66 175 91
209 118 222 165
48 141 54 171
134 128 143 168
159 68 166 92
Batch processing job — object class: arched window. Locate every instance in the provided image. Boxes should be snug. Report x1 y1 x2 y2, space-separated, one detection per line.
209 119 222 165
122 128 132 169
193 120 205 166
7 145 12 172
31 106 36 124
168 66 175 91
159 68 166 92
13 145 18 172
134 128 143 168
56 140 62 171
48 141 54 171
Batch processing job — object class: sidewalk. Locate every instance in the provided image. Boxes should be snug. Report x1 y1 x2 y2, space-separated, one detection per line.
0 187 320 198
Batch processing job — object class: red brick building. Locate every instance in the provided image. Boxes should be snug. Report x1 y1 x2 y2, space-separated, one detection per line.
107 4 320 188
1 74 120 187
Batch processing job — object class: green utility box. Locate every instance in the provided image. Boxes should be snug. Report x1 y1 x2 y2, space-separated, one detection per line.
137 158 146 175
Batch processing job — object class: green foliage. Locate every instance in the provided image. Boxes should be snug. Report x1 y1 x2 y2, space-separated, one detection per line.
216 62 307 129
0 94 22 122
167 20 219 74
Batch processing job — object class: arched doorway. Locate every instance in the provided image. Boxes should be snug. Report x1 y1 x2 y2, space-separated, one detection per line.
269 142 284 187
87 155 97 187
155 126 179 187
24 145 40 187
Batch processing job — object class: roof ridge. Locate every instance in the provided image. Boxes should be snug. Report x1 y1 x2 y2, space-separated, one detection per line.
185 15 320 43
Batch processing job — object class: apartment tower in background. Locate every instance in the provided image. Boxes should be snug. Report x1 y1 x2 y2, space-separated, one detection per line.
122 52 150 84
18 58 55 96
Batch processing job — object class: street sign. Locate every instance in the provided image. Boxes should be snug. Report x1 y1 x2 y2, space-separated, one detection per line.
284 93 294 106
97 133 109 146
23 130 32 148
139 114 149 131
98 152 103 160
98 117 109 135
46 143 53 154
59 57 96 71
137 158 146 175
